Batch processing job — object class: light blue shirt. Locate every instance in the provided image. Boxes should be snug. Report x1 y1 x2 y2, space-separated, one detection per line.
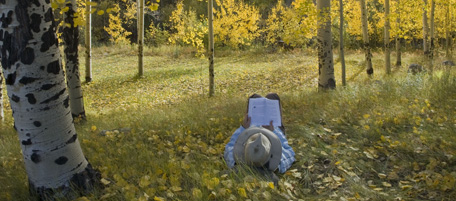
224 126 296 173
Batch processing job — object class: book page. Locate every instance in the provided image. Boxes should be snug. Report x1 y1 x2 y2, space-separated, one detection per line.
248 98 281 127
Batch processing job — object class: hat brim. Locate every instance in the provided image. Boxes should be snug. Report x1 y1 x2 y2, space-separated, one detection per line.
233 127 282 171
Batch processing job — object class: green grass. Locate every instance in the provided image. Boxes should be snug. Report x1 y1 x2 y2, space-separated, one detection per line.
1 45 456 200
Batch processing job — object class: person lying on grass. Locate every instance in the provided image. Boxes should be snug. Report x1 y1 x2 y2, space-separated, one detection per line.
223 93 296 181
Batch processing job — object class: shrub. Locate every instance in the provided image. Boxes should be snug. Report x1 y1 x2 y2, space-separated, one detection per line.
263 0 317 48
168 1 208 57
104 4 132 44
213 0 261 48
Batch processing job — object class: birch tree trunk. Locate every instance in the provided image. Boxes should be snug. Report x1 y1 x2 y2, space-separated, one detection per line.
85 0 92 82
360 0 373 76
208 0 215 97
0 0 99 198
395 0 402 67
137 0 144 77
317 0 336 90
385 0 391 74
63 0 86 119
423 0 430 57
339 0 346 86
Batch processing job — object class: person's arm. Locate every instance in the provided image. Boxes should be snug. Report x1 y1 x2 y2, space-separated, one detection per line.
224 125 245 168
273 127 296 173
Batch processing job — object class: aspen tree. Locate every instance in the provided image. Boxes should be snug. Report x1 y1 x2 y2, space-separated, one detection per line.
208 0 215 97
138 0 144 77
317 0 336 90
423 0 430 57
85 0 92 82
0 0 99 198
0 71 3 120
395 0 402 67
339 0 346 86
360 0 373 76
445 0 451 59
429 0 435 59
63 0 86 119
385 0 391 74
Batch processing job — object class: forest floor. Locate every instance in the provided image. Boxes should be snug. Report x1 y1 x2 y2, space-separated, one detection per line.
1 45 456 200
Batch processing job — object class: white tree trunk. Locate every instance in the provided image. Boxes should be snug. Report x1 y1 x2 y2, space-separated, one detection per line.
339 0 346 86
137 0 144 77
63 0 86 119
85 0 92 82
317 0 335 89
0 70 3 120
429 0 435 59
395 0 402 67
360 0 373 75
423 0 430 56
446 0 451 59
0 0 98 197
208 0 215 96
385 0 391 74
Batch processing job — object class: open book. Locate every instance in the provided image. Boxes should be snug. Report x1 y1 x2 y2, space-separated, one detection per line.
248 98 282 127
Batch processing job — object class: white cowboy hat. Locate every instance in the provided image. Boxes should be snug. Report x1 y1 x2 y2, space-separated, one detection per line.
233 127 282 171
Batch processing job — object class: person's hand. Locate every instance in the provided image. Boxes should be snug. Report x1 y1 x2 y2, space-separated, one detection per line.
262 120 274 131
242 114 251 129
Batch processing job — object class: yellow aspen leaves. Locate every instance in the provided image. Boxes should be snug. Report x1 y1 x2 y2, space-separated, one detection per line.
139 175 152 188
104 4 132 44
213 0 260 48
237 187 247 198
192 188 203 199
168 1 207 57
268 182 275 189
153 196 165 201
148 3 159 11
204 177 220 190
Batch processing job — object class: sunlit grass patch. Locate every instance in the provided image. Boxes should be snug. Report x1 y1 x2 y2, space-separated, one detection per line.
1 45 455 200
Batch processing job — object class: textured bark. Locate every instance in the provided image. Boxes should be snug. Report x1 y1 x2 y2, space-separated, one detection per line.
63 0 86 119
429 0 435 59
137 0 144 77
360 0 373 75
0 0 99 198
85 0 92 82
395 0 402 67
385 0 391 74
445 0 451 59
423 0 430 57
0 70 3 120
317 0 335 90
339 0 346 86
208 0 215 97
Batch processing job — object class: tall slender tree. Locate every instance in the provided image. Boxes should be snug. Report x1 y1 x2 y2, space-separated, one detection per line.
137 0 144 77
385 0 391 74
0 70 3 120
445 0 452 59
0 0 99 198
85 0 92 82
63 0 86 119
423 0 430 57
339 0 346 86
395 0 402 67
429 0 435 59
317 0 335 90
360 0 373 76
208 0 215 97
